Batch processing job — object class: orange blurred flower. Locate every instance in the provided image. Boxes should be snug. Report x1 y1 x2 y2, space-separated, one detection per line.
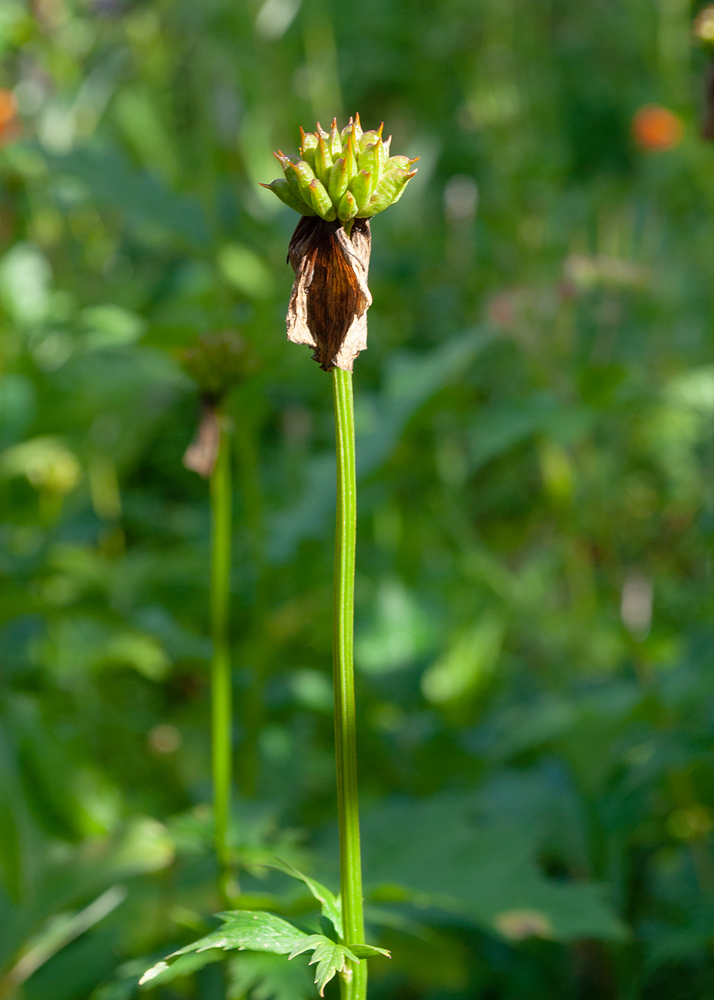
0 90 21 145
632 105 684 152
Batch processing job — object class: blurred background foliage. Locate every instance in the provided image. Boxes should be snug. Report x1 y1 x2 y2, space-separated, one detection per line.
0 0 713 997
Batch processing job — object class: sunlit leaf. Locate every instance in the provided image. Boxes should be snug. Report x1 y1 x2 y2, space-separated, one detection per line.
269 860 343 938
288 935 359 997
139 912 306 986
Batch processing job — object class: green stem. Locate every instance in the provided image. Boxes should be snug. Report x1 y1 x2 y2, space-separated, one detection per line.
210 415 234 904
332 369 367 1000
234 409 267 799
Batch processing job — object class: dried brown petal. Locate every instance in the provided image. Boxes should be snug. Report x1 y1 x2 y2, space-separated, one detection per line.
183 398 221 478
286 217 372 372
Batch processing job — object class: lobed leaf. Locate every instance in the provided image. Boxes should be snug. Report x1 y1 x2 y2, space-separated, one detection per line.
289 935 360 997
270 859 344 939
349 943 391 959
138 948 224 988
139 911 306 986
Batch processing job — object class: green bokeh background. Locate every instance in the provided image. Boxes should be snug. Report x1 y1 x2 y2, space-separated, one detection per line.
0 1 713 997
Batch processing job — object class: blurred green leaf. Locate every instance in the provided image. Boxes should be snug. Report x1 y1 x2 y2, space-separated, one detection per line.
217 243 275 300
43 146 209 246
421 612 504 705
228 952 314 1000
3 886 127 993
112 88 179 184
80 306 146 350
0 375 36 448
0 243 52 326
359 794 627 942
269 327 494 560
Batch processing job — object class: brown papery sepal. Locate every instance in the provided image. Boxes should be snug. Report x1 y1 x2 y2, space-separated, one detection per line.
286 217 372 372
183 397 222 478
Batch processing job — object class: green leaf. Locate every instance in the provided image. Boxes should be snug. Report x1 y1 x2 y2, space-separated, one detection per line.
81 305 146 350
288 935 359 997
270 860 343 939
3 885 128 991
138 912 306 986
43 145 210 247
138 948 224 988
0 243 51 325
349 944 391 959
421 612 505 705
227 952 314 1000
0 809 173 974
217 242 277 299
269 327 495 561
466 393 591 473
359 794 627 942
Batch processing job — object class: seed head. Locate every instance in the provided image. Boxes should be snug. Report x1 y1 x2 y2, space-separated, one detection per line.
180 331 254 477
269 117 418 372
179 331 253 403
262 115 418 236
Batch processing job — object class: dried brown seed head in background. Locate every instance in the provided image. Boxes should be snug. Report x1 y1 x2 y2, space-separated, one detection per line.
179 331 253 403
180 331 254 477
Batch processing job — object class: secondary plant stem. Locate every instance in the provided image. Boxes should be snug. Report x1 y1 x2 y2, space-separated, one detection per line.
234 411 267 799
332 369 367 1000
210 413 234 904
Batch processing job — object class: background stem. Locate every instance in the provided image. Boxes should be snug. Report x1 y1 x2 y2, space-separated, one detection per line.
234 406 268 800
210 415 234 904
332 369 367 1000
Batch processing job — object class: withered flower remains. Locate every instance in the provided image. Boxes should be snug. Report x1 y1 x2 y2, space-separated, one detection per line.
180 331 253 477
262 114 418 371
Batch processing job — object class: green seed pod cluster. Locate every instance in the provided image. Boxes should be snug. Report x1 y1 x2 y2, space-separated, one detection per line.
261 114 418 234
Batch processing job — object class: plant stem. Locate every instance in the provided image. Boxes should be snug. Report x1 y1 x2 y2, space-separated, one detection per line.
234 407 267 800
210 413 234 904
332 369 367 1000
